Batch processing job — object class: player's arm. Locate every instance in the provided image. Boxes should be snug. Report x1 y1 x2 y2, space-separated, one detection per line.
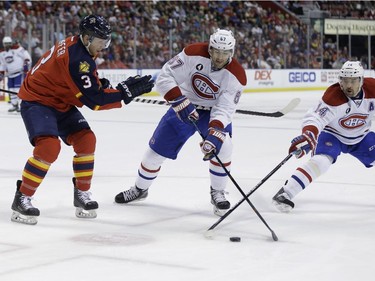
156 50 189 99
0 57 5 81
22 49 32 74
290 96 337 158
200 77 244 160
157 50 199 123
210 70 244 129
70 60 153 110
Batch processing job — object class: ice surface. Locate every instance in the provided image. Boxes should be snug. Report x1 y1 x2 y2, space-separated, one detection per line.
0 91 373 281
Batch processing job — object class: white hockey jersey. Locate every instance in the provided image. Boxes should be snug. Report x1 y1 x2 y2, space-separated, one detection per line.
156 42 247 128
0 45 31 78
302 78 375 145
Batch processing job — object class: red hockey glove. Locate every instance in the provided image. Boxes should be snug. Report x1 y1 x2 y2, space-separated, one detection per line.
169 95 199 124
289 130 317 159
200 127 226 161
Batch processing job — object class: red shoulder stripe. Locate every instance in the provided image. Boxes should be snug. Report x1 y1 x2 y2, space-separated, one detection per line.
184 43 210 58
363 78 375 98
322 83 348 106
226 58 247 86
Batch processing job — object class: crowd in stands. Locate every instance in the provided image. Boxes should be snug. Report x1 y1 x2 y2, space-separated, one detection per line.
0 1 374 70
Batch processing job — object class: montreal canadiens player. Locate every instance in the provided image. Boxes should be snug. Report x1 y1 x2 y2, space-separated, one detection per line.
114 29 247 216
0 36 31 112
273 61 375 212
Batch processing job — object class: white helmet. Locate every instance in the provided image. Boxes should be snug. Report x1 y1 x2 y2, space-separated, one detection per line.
339 61 364 88
2 36 12 45
209 29 236 56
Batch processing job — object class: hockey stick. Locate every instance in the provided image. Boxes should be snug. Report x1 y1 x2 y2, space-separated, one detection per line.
0 87 299 117
205 153 293 238
190 120 278 241
0 88 18 95
133 97 301 118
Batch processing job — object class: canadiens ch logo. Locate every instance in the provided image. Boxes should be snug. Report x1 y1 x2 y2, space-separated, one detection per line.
79 61 90 73
339 113 367 129
191 72 219 100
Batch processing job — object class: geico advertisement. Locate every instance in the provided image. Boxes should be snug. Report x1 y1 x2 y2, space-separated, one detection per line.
97 69 374 93
250 69 334 88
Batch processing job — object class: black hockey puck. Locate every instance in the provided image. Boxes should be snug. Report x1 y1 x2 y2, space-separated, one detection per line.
229 236 241 242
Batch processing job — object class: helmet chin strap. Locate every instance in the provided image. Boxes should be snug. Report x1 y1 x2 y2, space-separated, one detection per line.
80 34 94 56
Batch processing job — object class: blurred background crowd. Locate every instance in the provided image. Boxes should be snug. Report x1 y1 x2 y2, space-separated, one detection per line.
1 0 374 70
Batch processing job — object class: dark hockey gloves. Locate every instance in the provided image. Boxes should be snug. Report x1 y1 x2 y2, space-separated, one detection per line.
200 126 226 161
117 75 154 104
99 78 111 89
289 130 317 158
170 95 199 124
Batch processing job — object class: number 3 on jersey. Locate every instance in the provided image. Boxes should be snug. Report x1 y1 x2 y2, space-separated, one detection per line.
31 43 92 89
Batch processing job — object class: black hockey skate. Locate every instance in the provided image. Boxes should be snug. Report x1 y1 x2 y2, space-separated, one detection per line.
114 186 148 204
11 180 40 225
73 178 98 218
272 187 295 213
210 187 230 217
8 104 20 113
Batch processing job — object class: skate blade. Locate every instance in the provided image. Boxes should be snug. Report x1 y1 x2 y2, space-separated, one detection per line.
11 211 38 225
75 207 97 218
213 206 228 217
272 200 293 213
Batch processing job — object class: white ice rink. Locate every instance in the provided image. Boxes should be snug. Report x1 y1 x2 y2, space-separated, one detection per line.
0 91 374 281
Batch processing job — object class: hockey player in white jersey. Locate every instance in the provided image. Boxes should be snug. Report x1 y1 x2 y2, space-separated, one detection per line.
0 36 31 112
273 61 375 212
114 29 247 216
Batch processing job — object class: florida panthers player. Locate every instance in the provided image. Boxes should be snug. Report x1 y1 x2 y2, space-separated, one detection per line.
10 15 154 225
114 29 247 216
273 61 375 212
0 36 31 112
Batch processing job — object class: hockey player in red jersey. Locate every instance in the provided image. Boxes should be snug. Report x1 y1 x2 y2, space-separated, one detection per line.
114 29 247 216
273 61 375 212
11 15 154 225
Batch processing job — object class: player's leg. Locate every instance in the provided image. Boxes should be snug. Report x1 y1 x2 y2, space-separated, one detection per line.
208 130 233 216
195 115 233 216
349 131 375 168
115 108 196 204
12 102 61 224
273 132 341 212
62 108 97 218
115 148 165 204
7 74 22 112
